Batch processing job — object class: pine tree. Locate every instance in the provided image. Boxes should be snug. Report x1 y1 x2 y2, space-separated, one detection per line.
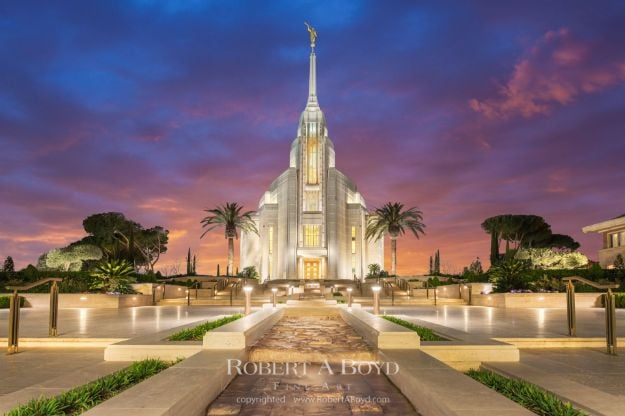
3 256 15 273
192 255 197 275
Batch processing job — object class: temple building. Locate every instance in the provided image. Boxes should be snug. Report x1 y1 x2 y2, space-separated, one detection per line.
239 28 383 280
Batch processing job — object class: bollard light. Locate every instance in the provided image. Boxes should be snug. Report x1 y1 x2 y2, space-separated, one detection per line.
347 287 353 308
372 285 381 315
243 286 253 315
271 287 278 308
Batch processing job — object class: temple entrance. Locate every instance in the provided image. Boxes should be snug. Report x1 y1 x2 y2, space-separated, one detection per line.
303 259 320 279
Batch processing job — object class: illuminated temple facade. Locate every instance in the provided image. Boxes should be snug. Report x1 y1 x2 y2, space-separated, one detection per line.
239 39 383 280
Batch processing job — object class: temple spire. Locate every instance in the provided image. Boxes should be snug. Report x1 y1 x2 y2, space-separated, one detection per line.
304 22 318 108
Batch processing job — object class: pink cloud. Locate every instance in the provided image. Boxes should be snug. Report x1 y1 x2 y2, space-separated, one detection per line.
470 28 625 119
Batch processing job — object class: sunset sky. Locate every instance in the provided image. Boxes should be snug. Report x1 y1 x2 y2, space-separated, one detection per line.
1 1 625 275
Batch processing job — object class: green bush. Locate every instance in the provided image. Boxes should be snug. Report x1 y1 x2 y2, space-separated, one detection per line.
0 296 25 308
467 369 586 416
600 293 625 308
169 314 243 341
382 316 447 341
333 292 343 296
489 259 531 292
6 359 172 416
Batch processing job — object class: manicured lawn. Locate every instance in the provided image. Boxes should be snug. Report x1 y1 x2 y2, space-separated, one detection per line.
7 359 173 416
168 314 243 341
467 369 587 416
381 315 447 341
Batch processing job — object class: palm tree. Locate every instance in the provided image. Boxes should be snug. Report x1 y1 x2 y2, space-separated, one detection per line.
366 202 425 276
200 202 258 276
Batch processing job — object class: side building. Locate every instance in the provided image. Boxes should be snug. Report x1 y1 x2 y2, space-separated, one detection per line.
582 214 625 268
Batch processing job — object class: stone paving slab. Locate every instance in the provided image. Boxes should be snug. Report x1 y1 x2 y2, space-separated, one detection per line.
483 348 625 416
0 348 127 413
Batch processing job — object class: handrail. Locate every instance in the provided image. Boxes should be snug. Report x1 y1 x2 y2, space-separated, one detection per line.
561 276 619 290
6 277 63 292
562 276 618 354
6 277 63 354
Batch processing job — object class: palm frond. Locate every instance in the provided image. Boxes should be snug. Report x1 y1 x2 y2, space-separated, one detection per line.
365 202 426 241
200 202 258 238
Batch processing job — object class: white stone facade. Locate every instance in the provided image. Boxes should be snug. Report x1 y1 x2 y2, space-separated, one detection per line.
240 45 383 280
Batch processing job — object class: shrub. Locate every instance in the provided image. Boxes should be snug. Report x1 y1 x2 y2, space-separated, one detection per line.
382 316 447 341
467 369 586 416
601 293 625 308
0 296 25 308
90 259 136 294
333 292 343 296
489 259 531 292
530 275 564 292
169 314 243 341
6 359 172 416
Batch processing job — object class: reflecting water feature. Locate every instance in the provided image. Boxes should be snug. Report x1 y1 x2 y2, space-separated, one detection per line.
207 307 418 415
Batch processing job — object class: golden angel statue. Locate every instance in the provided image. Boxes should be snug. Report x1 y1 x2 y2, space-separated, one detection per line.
304 21 317 46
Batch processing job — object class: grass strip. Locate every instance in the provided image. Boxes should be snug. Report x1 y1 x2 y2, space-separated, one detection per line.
381 315 447 341
467 369 587 416
7 358 172 416
168 314 243 341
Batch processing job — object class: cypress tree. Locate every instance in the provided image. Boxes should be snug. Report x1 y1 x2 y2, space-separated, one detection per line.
489 232 499 266
128 228 135 268
3 256 15 273
429 256 433 275
192 255 197 275
434 250 440 274
217 264 220 277
186 248 191 275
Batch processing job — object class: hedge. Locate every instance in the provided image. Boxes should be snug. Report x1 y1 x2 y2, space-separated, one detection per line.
6 359 173 416
0 296 25 308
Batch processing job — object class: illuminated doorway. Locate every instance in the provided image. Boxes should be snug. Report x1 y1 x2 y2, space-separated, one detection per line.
303 259 320 280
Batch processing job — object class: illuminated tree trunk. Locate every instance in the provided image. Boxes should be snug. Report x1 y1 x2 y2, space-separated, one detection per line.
391 237 397 276
227 237 234 276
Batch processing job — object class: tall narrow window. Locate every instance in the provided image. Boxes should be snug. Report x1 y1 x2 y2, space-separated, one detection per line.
268 226 273 278
304 191 319 212
307 137 318 185
351 226 357 275
611 233 619 248
303 225 320 247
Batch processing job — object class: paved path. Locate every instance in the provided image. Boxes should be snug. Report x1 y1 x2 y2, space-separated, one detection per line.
209 312 417 415
0 306 243 338
0 348 127 413
485 348 625 416
384 305 625 338
3 305 622 340
249 315 375 363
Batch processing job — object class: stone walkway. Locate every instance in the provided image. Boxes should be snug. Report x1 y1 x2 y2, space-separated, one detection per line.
207 364 418 416
208 311 418 415
249 316 375 363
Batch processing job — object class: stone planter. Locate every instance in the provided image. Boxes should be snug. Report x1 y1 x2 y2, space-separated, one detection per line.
0 293 153 308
